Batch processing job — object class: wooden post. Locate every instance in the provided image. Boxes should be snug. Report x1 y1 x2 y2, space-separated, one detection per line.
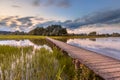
73 59 80 70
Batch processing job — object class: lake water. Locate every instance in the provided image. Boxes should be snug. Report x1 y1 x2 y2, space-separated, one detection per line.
67 37 120 60
0 39 52 51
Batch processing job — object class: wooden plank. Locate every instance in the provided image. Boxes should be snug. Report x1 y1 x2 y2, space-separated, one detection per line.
101 72 120 80
94 64 120 69
46 37 120 80
108 77 120 80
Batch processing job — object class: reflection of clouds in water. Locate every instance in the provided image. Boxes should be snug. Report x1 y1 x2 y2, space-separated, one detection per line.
0 40 52 52
0 39 53 79
67 37 120 60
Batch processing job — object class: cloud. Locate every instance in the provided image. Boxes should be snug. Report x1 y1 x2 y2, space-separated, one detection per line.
34 9 120 34
36 20 62 27
0 9 120 33
33 0 41 6
57 0 71 8
83 9 120 24
67 24 120 34
33 0 71 8
64 9 120 34
45 0 55 6
0 16 47 32
74 9 120 27
17 17 33 24
12 5 21 8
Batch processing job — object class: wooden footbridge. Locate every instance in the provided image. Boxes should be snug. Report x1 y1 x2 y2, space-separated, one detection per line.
46 37 120 80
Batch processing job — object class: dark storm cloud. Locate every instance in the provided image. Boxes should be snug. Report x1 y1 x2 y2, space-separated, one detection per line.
62 9 120 29
34 9 120 29
33 0 71 8
81 9 120 24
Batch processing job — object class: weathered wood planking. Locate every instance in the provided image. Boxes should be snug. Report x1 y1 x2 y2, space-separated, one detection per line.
46 37 120 80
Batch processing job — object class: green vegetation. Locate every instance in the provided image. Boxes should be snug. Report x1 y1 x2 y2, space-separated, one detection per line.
0 24 120 37
0 35 46 39
0 45 33 80
88 31 97 36
0 35 114 40
0 45 75 80
52 47 103 80
0 45 103 80
29 25 67 36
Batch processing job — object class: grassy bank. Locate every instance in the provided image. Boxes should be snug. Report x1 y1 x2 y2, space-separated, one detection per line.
0 35 112 40
0 35 46 39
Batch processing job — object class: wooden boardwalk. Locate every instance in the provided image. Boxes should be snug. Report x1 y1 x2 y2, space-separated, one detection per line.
46 37 120 80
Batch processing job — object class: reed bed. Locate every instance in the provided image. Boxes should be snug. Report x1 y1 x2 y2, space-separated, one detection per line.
0 45 103 80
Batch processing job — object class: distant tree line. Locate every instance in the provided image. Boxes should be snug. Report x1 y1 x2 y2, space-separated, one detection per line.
0 25 120 37
28 25 67 36
0 31 25 35
70 31 120 37
88 31 120 37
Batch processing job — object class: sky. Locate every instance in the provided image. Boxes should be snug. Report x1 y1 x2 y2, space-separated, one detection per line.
0 0 120 33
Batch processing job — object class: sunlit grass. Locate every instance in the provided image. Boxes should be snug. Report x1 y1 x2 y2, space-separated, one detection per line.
52 47 103 80
0 35 109 40
0 35 46 39
0 45 75 80
0 45 33 80
0 45 103 80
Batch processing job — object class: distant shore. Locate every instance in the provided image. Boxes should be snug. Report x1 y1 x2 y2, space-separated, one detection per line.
0 35 119 40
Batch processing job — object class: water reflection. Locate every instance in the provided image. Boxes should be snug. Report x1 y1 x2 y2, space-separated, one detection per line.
0 39 52 52
89 38 96 41
67 37 120 60
0 39 53 80
30 39 48 45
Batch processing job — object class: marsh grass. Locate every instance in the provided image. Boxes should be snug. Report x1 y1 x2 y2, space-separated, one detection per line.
52 47 103 80
0 45 33 80
77 64 103 80
0 45 103 80
0 45 75 80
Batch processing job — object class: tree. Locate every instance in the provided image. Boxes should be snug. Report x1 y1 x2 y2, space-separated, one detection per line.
28 25 68 36
112 33 120 37
29 27 45 35
88 31 97 36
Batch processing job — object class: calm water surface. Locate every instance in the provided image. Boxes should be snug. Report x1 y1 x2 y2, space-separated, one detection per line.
0 39 52 51
67 37 120 60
